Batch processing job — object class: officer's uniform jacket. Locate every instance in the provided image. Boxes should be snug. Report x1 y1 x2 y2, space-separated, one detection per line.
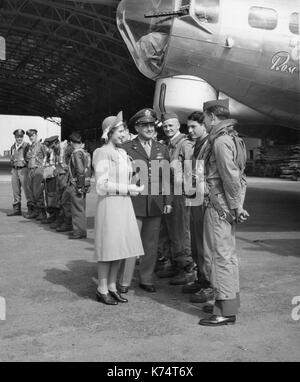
26 141 47 169
10 142 29 168
204 119 245 210
122 137 173 217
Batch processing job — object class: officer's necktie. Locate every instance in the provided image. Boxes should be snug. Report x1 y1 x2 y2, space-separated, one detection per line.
144 141 151 157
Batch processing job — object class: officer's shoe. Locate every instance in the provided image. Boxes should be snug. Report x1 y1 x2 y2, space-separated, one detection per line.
190 287 215 303
182 280 209 294
7 210 22 217
169 270 195 286
198 315 236 326
56 223 73 232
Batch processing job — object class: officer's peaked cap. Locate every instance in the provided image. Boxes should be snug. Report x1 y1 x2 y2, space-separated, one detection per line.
129 108 157 126
26 129 38 136
46 135 59 145
13 129 25 137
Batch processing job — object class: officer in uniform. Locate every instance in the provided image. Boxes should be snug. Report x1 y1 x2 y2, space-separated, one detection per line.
67 132 87 240
198 99 249 327
7 129 30 216
24 129 47 220
118 108 173 293
41 136 60 224
157 112 195 286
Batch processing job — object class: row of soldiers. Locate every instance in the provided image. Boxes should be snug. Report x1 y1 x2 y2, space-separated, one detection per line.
7 129 90 240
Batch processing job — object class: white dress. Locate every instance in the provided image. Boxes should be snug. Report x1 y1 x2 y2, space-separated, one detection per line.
93 144 144 262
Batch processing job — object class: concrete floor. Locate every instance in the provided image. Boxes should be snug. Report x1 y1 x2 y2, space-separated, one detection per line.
0 175 299 362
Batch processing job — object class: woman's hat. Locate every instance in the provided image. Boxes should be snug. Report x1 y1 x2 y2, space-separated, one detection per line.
101 111 123 142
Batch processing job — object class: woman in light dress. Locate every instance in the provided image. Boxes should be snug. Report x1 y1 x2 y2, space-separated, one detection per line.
92 112 144 305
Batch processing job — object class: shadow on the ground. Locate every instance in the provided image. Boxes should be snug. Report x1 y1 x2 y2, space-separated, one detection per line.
43 259 206 318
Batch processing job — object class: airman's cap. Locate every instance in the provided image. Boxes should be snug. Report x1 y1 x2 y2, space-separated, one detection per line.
203 99 229 111
129 108 157 126
45 135 59 145
13 129 25 137
26 129 38 137
161 112 179 123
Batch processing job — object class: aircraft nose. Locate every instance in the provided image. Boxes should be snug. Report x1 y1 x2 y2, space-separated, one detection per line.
117 0 175 79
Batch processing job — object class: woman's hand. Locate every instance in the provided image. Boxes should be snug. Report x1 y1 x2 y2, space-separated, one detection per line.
128 184 144 196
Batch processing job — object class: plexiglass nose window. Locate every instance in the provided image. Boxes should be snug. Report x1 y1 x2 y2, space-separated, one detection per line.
117 0 175 79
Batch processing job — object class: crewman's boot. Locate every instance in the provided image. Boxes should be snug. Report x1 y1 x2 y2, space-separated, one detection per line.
23 206 39 219
169 263 196 286
36 209 47 221
7 203 22 217
56 219 72 232
41 210 57 225
50 212 64 229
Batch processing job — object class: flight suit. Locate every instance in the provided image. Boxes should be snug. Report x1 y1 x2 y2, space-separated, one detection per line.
187 135 211 286
68 148 87 236
165 134 194 269
203 119 247 317
43 147 59 222
119 137 173 286
25 141 47 217
9 142 30 213
53 141 73 229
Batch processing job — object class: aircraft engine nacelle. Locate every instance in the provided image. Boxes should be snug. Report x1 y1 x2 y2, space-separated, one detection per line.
153 75 272 125
153 75 217 123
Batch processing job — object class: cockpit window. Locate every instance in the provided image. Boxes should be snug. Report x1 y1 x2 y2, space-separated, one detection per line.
248 7 278 30
193 0 220 24
117 0 174 79
290 13 299 35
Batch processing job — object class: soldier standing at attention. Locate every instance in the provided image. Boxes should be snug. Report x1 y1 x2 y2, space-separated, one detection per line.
51 140 73 232
41 136 60 225
157 112 195 286
7 129 30 216
23 129 47 220
67 133 88 240
199 99 249 327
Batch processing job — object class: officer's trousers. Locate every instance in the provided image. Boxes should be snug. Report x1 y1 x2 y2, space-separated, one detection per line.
203 206 240 316
165 195 193 269
27 167 45 210
69 185 87 234
119 216 161 286
11 167 30 208
190 205 210 284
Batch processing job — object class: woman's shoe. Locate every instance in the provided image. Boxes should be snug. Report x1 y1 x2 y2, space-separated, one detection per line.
109 290 128 303
96 291 118 305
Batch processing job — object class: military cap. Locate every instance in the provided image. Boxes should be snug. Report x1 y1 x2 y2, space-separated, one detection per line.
46 135 59 145
129 108 157 126
69 132 82 144
26 129 38 136
203 99 229 111
161 112 179 123
13 129 25 137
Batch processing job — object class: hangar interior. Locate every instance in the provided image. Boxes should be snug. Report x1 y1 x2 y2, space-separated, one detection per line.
0 0 154 146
